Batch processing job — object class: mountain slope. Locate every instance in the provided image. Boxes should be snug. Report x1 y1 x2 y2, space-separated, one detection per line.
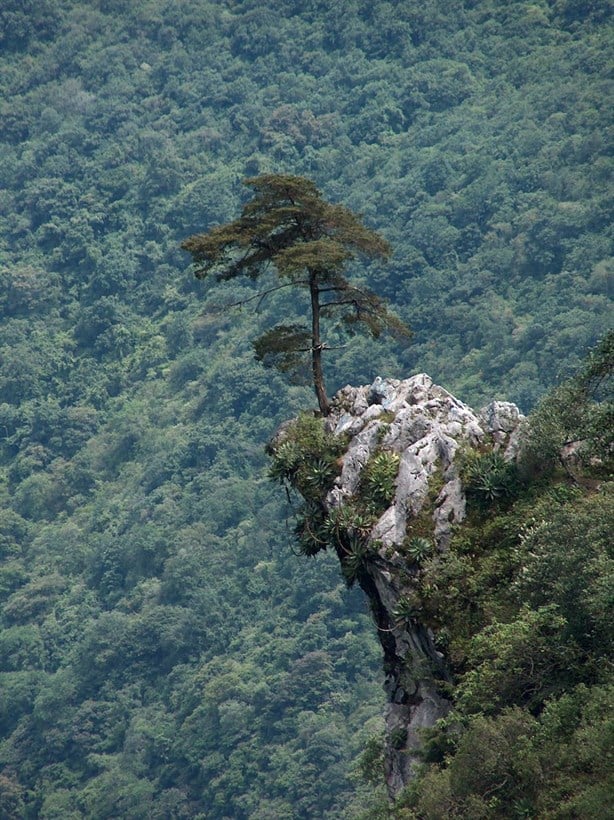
0 1 612 817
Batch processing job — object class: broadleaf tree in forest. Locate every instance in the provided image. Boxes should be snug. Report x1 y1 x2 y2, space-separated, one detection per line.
182 174 410 414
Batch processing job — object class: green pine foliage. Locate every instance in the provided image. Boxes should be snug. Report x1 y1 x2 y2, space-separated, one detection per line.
182 173 407 414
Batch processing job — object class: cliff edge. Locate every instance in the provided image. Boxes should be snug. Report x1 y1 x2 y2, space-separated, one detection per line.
270 373 525 798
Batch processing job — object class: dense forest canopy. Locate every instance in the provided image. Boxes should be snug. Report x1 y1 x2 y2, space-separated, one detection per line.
0 0 612 817
2 0 611 407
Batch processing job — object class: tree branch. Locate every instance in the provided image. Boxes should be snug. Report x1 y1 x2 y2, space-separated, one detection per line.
319 283 375 298
203 280 309 313
320 298 361 309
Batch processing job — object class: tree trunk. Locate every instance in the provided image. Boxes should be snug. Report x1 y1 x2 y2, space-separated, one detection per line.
309 271 330 415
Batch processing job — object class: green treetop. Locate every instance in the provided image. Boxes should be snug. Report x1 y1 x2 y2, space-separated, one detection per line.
182 174 409 414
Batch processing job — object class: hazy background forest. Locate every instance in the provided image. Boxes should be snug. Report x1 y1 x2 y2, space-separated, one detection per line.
0 0 611 817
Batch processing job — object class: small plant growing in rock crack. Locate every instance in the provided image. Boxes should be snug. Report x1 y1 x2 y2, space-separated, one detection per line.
392 595 421 627
406 536 433 564
294 504 330 556
302 458 338 496
359 450 399 514
463 450 519 505
390 726 408 750
326 504 374 544
339 535 370 586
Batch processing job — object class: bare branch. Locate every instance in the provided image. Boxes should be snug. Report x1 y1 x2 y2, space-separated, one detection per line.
321 298 362 309
202 279 309 313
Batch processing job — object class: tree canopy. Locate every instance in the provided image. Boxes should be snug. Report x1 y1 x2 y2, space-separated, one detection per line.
182 174 409 413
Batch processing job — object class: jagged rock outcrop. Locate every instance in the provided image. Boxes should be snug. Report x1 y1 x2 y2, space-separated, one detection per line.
321 374 525 798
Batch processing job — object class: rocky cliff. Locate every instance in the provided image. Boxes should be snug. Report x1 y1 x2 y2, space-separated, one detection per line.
323 374 525 796
271 373 525 798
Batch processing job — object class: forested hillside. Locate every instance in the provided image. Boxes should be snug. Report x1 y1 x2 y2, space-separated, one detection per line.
0 0 611 817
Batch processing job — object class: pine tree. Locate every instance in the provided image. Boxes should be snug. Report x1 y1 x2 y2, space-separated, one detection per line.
182 174 409 414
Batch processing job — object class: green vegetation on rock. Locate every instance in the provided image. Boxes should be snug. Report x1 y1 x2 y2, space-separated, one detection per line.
390 345 613 819
271 338 612 818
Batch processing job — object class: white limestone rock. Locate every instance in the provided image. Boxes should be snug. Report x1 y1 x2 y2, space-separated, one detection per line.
327 374 521 552
322 374 525 798
273 374 525 799
479 400 526 458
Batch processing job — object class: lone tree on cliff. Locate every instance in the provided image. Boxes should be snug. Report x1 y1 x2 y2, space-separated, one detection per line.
182 173 409 414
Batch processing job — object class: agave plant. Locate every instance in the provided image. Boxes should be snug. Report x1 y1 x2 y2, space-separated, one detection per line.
294 506 330 556
340 535 370 586
301 457 337 497
326 504 374 543
406 536 433 563
268 440 302 483
360 450 399 513
392 595 420 627
464 451 518 504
